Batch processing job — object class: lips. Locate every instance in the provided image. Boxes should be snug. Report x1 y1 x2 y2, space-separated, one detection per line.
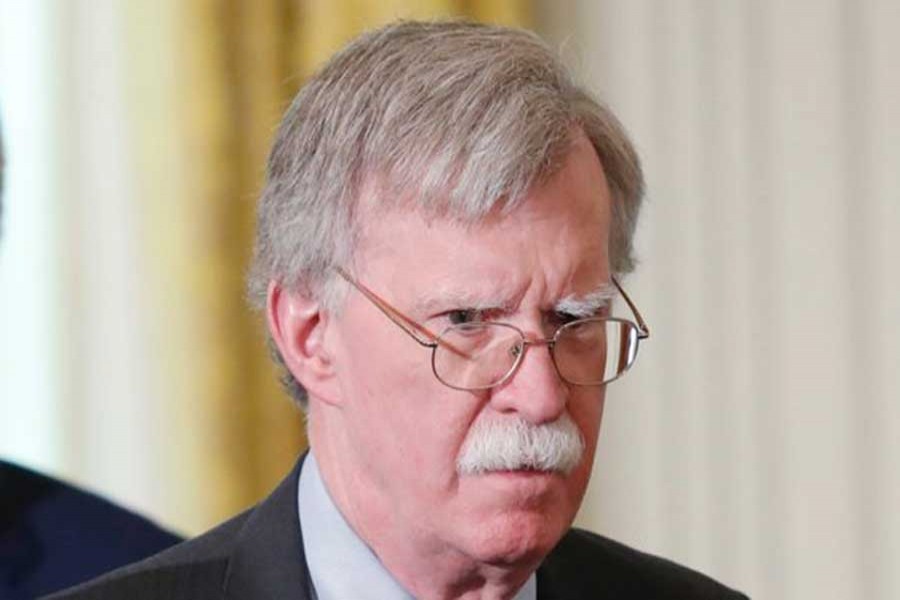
480 466 561 478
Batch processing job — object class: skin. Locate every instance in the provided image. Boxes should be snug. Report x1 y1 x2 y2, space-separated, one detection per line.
268 130 613 600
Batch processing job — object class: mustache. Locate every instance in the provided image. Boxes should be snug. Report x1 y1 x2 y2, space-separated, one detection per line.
456 413 585 476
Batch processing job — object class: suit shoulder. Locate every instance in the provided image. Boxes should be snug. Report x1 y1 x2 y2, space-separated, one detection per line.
43 510 253 600
538 528 749 599
1 460 181 598
1 461 181 550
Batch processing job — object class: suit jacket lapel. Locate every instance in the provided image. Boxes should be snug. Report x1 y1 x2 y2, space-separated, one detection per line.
222 454 313 600
218 454 575 600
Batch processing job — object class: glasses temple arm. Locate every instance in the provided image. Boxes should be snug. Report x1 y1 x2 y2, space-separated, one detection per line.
334 267 437 346
334 268 472 359
612 276 651 339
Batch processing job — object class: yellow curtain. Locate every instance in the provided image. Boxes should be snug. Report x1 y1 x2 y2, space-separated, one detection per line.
127 0 529 534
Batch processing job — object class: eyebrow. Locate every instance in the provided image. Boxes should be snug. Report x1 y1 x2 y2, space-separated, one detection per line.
554 283 617 317
413 287 514 317
413 281 617 319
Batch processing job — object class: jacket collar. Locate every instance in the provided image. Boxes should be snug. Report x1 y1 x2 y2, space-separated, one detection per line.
222 454 312 599
217 452 569 599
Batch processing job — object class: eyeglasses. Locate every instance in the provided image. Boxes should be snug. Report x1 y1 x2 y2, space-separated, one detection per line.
335 267 650 391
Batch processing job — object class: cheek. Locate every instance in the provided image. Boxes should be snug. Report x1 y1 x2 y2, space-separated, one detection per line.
396 389 485 476
560 393 605 509
339 327 482 483
337 310 433 410
571 389 606 457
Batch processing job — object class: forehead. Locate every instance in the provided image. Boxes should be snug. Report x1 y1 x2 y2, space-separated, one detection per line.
351 135 612 301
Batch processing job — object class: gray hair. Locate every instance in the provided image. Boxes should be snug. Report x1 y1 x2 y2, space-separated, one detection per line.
247 20 645 405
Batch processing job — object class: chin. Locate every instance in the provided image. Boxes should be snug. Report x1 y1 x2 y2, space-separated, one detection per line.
449 463 591 565
460 506 570 567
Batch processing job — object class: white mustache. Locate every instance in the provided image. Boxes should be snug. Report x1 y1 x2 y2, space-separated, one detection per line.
456 413 585 476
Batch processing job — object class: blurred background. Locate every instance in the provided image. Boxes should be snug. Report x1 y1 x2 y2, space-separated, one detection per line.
1 1 897 599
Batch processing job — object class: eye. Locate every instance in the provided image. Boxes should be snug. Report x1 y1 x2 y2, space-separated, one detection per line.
446 309 485 325
548 311 582 326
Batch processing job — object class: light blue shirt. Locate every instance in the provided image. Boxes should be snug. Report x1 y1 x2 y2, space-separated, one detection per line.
298 452 537 600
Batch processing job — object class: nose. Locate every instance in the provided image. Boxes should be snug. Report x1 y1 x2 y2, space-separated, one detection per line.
487 339 569 424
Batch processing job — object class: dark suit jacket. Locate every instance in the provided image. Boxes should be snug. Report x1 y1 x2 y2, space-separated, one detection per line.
47 455 747 599
0 460 182 599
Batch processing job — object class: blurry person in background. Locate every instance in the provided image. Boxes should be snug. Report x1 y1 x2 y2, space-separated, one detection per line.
0 123 182 599
51 21 747 600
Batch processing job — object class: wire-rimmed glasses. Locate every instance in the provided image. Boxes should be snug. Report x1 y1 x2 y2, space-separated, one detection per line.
335 267 650 391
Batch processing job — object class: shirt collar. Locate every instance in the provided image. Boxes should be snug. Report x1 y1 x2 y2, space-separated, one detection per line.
297 451 536 600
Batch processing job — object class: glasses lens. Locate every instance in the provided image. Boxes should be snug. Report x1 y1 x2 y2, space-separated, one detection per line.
554 318 639 385
433 323 523 390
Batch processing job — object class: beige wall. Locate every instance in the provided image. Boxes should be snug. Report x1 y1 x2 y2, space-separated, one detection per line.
537 1 900 599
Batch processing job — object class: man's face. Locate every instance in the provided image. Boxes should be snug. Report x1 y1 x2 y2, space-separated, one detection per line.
324 132 612 566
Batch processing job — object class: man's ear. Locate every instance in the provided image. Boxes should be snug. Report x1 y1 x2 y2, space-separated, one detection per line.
266 280 342 406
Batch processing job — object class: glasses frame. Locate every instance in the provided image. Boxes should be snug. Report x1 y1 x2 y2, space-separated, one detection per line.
334 267 651 390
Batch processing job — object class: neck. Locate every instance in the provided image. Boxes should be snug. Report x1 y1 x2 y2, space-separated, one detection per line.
309 408 540 600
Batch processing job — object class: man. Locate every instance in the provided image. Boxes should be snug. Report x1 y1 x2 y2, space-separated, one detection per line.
51 20 747 599
0 128 182 598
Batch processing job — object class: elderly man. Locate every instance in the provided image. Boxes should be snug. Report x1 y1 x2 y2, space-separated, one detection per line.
52 20 747 600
